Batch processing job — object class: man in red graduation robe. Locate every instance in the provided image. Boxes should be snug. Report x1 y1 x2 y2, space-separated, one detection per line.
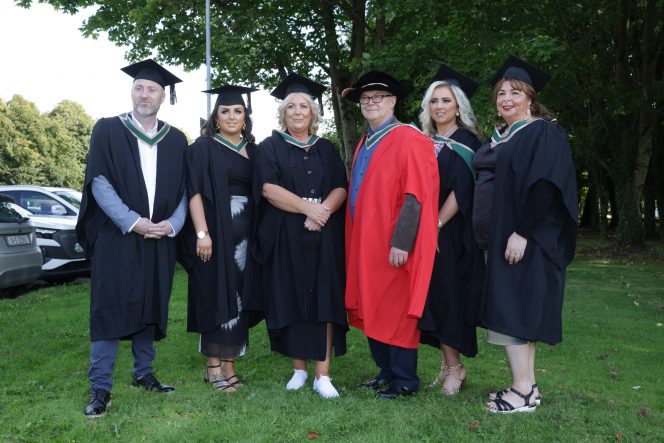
344 71 439 398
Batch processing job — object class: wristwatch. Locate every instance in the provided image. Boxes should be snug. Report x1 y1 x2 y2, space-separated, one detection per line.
197 230 209 239
437 219 443 230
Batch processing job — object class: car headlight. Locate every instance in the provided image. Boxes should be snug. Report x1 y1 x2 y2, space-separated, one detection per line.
35 228 57 238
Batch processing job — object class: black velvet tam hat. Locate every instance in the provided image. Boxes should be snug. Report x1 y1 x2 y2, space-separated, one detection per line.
270 73 326 114
342 70 404 103
431 63 479 98
491 55 551 92
270 73 326 100
203 85 258 111
121 59 183 104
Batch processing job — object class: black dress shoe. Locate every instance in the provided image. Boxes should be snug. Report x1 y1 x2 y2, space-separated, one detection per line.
377 383 416 399
358 377 391 390
131 372 175 393
84 388 111 418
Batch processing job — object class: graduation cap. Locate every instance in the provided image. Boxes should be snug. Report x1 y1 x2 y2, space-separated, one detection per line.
491 55 551 92
271 73 326 115
121 59 183 105
431 63 479 98
203 85 258 111
342 70 404 103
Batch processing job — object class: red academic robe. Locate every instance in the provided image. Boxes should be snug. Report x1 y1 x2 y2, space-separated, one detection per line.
345 125 439 349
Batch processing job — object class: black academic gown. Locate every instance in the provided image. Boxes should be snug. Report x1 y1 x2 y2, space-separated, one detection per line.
419 128 485 357
179 136 259 333
253 132 348 355
480 120 577 345
76 116 186 342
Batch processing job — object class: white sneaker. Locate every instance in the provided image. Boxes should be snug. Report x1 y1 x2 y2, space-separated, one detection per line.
286 369 308 390
313 376 339 399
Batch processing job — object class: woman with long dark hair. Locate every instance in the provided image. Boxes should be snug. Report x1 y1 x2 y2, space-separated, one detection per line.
180 85 259 392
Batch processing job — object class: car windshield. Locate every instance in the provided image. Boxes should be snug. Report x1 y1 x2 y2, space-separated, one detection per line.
0 201 26 223
54 191 81 208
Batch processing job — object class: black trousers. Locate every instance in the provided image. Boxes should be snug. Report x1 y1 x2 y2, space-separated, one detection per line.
368 337 419 391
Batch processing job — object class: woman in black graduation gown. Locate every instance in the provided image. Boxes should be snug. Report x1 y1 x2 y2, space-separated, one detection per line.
473 57 578 413
417 64 485 396
255 73 347 399
180 85 259 392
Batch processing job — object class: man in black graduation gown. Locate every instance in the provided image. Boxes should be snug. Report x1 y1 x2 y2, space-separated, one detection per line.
76 59 187 418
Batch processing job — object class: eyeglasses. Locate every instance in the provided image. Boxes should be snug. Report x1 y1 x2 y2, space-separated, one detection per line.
359 94 393 105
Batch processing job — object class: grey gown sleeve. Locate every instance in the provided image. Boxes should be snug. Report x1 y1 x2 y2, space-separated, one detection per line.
390 193 421 252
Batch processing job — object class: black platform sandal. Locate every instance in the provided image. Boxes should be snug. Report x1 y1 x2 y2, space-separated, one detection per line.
489 383 542 405
486 386 537 414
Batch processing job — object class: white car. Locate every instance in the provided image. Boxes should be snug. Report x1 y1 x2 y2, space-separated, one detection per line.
0 185 79 217
44 187 82 210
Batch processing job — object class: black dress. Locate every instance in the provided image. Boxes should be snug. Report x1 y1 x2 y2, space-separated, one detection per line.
180 136 258 358
254 131 348 361
418 128 485 357
472 119 578 345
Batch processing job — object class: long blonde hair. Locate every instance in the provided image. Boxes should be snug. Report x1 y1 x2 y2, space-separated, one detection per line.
419 81 479 137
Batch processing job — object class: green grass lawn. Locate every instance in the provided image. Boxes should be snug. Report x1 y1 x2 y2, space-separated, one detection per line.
1 238 663 442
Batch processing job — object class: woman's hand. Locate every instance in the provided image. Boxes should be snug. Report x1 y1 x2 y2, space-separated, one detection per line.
389 246 409 268
197 236 213 262
504 232 527 265
304 203 330 227
304 217 322 231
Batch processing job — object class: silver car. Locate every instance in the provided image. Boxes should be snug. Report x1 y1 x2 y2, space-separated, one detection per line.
0 198 42 290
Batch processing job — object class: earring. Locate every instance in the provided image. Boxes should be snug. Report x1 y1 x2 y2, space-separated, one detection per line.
455 111 459 117
214 122 219 131
498 112 501 117
526 108 531 116
242 124 246 130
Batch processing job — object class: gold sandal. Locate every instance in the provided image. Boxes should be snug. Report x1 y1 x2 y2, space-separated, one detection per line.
440 362 466 396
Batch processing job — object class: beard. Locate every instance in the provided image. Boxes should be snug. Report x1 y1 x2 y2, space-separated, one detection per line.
132 100 161 118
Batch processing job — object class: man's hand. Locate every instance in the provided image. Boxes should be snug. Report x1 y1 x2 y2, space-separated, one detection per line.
389 246 409 268
143 221 174 239
132 218 155 236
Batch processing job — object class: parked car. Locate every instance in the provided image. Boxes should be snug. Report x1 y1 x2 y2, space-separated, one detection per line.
6 202 89 281
44 186 82 209
0 197 42 290
0 185 79 217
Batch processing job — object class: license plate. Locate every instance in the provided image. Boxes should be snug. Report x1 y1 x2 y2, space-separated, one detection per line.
5 234 31 246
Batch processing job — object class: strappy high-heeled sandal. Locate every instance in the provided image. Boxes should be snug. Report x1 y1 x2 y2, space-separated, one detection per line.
486 386 537 413
204 363 222 383
220 358 243 389
489 383 541 405
440 362 466 396
428 360 447 388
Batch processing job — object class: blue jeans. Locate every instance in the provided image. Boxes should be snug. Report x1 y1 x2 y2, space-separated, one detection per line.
88 326 156 391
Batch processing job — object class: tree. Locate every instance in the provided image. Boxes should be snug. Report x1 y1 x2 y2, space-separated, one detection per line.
16 0 663 248
0 95 93 188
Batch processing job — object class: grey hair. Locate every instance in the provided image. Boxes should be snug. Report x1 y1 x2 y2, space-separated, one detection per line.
419 81 479 137
276 92 321 135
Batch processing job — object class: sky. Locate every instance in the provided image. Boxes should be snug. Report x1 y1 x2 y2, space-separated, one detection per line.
0 1 280 141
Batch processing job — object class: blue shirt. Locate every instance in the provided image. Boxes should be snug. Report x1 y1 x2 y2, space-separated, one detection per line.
91 175 187 236
349 117 397 218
